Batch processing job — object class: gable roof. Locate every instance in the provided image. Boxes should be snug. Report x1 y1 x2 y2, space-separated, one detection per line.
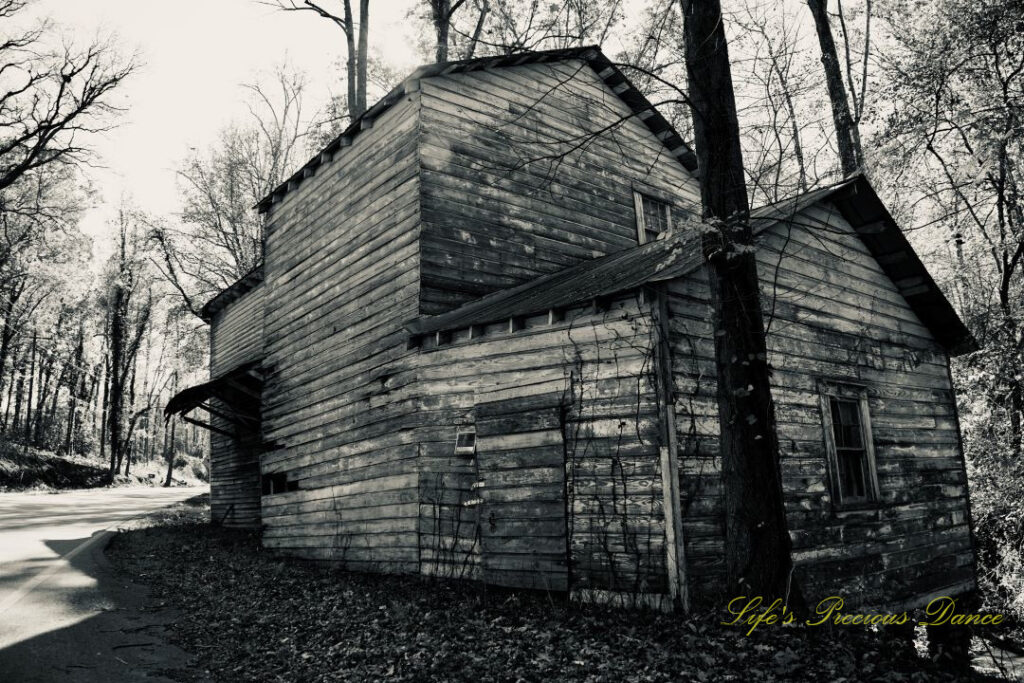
407 175 977 356
256 45 697 215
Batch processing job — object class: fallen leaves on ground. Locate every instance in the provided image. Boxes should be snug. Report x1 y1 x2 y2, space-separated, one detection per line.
106 499 1003 683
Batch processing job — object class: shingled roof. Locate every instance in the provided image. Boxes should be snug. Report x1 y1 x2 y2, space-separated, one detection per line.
404 228 704 337
406 175 977 356
256 45 697 215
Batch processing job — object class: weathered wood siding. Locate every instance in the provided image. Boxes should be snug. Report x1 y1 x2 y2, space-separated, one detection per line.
258 92 423 572
668 200 974 607
208 283 265 528
414 295 669 596
416 60 701 314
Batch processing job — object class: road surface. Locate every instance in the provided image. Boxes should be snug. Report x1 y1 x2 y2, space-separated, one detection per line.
0 486 208 682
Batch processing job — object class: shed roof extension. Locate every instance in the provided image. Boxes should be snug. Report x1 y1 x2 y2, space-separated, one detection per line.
255 45 697 215
200 265 264 322
406 175 977 356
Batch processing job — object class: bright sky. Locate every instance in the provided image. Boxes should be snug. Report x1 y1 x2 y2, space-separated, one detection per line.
30 0 425 255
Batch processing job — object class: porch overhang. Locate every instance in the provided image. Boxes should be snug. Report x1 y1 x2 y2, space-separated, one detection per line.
165 360 263 435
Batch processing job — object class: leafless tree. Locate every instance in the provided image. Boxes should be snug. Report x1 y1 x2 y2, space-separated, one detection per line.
102 208 153 477
268 0 370 120
805 0 871 176
150 69 310 317
0 0 134 199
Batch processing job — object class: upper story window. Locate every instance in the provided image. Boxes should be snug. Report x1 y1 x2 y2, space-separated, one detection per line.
633 191 673 244
820 383 880 508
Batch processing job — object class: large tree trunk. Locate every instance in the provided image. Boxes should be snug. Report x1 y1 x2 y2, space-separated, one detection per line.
682 0 797 603
432 0 451 62
806 0 861 176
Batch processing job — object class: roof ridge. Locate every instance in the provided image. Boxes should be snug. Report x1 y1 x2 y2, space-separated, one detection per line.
255 46 697 214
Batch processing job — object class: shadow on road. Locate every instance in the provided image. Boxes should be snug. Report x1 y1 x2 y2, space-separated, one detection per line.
0 529 203 681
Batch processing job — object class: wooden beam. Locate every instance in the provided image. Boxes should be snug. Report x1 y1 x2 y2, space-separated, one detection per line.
651 287 688 612
179 414 233 438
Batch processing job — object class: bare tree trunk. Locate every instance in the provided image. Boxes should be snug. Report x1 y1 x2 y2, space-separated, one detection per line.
806 0 861 176
23 331 35 442
356 0 369 115
431 0 451 62
464 0 489 59
682 0 797 603
99 353 110 466
164 416 177 487
11 349 24 437
46 360 67 439
63 327 84 455
32 352 52 444
3 361 14 432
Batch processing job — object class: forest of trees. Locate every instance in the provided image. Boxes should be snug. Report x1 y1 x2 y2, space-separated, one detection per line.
1 0 1021 615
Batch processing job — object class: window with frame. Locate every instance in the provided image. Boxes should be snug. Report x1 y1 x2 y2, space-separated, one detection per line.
454 427 477 457
633 191 673 244
820 383 879 507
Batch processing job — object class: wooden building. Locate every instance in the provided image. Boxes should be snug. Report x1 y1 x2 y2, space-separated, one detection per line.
167 46 978 610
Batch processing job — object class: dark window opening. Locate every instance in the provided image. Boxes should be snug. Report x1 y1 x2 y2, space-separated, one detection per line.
830 398 869 500
262 472 299 495
821 385 879 507
455 427 477 457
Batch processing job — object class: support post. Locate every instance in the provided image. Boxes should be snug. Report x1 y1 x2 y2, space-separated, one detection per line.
651 286 688 611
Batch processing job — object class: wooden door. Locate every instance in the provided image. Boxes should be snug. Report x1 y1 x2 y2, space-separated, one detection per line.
474 388 568 592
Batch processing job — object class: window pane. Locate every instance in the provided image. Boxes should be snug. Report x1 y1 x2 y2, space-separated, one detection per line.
838 449 867 499
642 195 670 236
830 398 863 448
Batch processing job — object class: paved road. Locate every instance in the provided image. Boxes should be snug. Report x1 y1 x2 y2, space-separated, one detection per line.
0 486 208 682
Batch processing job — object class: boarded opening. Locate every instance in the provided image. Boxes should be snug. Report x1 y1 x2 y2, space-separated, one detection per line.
474 388 568 592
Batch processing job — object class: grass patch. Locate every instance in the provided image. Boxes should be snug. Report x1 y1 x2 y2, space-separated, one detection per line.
106 501 1010 682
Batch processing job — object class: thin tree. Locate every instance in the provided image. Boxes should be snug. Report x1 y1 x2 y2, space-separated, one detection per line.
806 0 870 176
268 1 370 120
